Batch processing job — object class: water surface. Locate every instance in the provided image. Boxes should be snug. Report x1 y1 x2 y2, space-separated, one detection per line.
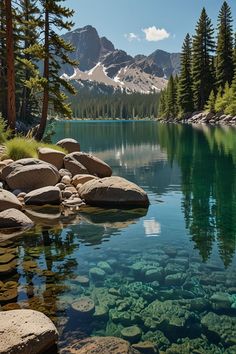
1 121 236 353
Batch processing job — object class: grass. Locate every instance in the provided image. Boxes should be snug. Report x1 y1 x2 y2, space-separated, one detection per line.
3 137 67 161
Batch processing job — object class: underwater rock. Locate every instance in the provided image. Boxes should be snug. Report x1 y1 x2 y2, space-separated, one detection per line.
75 275 90 287
97 261 113 274
62 336 139 354
165 272 186 286
165 337 225 354
132 341 157 354
89 267 106 281
0 309 58 354
141 300 196 335
142 330 170 351
144 268 164 283
165 263 186 275
0 259 17 276
121 325 142 344
0 253 16 264
71 297 95 318
91 287 118 309
94 305 109 321
201 312 236 347
210 292 235 311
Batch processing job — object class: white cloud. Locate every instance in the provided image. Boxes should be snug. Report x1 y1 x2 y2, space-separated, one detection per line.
142 26 170 42
124 32 140 42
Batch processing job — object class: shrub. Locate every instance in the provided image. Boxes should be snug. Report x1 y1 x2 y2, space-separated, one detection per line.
0 117 11 144
4 137 67 161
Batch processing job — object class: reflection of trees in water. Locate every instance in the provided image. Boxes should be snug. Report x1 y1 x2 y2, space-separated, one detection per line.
158 124 236 266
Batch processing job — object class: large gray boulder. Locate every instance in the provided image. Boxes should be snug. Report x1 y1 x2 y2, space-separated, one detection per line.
64 152 112 177
78 176 149 208
56 138 80 153
2 158 60 192
37 147 65 170
0 309 58 354
0 189 22 211
0 209 34 229
24 186 62 206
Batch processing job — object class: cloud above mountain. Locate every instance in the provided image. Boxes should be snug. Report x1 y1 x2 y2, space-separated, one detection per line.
124 32 140 42
142 26 170 41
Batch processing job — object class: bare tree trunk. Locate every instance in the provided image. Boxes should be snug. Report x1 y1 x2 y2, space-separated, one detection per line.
35 5 49 141
5 0 16 132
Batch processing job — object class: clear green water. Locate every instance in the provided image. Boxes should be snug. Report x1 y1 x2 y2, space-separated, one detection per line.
1 121 236 353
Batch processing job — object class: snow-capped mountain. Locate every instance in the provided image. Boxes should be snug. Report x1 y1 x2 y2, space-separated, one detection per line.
61 25 180 93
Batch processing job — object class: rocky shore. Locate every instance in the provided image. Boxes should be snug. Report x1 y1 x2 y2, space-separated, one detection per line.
159 111 236 125
0 138 149 233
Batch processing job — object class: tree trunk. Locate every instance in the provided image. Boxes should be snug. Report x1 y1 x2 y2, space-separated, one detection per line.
35 5 49 141
5 0 16 132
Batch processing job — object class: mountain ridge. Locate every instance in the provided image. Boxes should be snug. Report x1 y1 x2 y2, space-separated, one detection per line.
61 25 180 93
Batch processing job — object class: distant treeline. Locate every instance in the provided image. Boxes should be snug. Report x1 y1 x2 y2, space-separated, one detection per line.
70 89 160 119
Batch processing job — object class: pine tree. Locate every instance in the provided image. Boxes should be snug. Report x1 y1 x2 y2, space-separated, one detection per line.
16 0 41 122
204 90 215 113
0 2 7 119
5 0 16 131
35 0 77 140
216 1 234 87
192 8 215 110
166 75 177 118
158 89 167 117
178 33 193 117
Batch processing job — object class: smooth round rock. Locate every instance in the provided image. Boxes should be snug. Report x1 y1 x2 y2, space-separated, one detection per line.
76 275 90 286
56 138 80 153
121 326 142 344
0 189 22 212
89 267 106 281
71 297 95 317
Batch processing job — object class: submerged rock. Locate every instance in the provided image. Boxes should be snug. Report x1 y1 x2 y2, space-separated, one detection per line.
121 325 142 343
71 297 95 318
61 336 139 354
201 312 236 347
89 267 106 281
79 176 149 208
0 309 58 353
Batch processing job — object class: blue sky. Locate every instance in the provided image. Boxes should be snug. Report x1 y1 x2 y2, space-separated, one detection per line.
65 0 236 56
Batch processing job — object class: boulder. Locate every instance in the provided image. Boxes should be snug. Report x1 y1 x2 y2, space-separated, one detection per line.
0 309 58 354
0 209 34 229
56 138 80 153
0 189 22 212
79 177 149 208
2 158 60 192
38 147 65 170
72 174 98 187
64 152 112 177
62 336 139 354
24 186 62 206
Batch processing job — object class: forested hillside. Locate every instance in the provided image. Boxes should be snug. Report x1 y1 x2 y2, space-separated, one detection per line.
159 1 236 120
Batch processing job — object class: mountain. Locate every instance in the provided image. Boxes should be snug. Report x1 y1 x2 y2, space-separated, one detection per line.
61 25 180 93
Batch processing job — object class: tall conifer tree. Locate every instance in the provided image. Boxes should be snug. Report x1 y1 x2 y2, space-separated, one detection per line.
216 1 233 87
35 0 77 140
192 8 215 110
178 33 193 116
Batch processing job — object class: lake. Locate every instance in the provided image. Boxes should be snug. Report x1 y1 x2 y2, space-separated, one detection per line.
1 121 236 353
